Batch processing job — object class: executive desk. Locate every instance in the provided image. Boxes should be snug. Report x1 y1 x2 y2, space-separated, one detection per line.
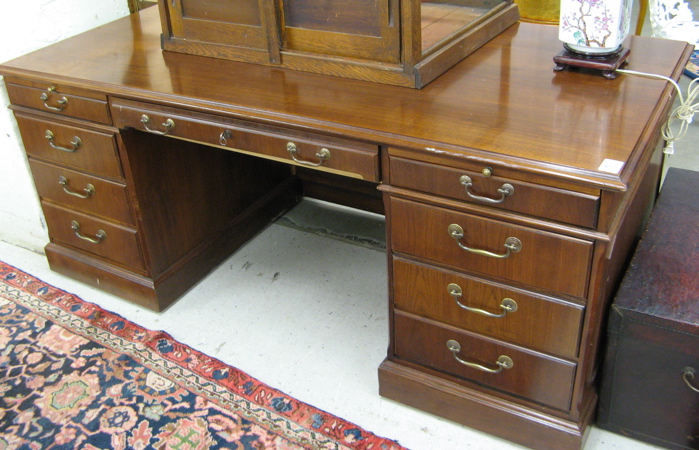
0 7 691 449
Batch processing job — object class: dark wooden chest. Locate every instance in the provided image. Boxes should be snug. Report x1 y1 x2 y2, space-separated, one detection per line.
597 167 699 449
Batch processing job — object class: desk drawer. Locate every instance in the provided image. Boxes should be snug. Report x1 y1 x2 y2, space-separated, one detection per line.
42 202 144 271
392 258 584 359
394 311 576 411
390 197 593 298
29 160 133 226
15 113 122 180
390 157 600 228
110 98 380 181
6 81 111 125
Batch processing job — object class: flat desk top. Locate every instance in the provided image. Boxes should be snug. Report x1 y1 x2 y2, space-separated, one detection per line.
0 7 691 190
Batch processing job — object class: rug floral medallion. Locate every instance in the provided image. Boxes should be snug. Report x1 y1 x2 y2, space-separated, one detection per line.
0 262 407 450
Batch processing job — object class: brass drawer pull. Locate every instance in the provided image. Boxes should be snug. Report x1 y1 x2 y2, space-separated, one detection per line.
40 86 68 111
460 175 514 204
45 130 82 153
683 367 699 393
58 176 95 199
287 142 331 167
70 220 106 244
219 129 232 146
448 224 522 259
446 339 513 374
141 114 175 135
448 283 517 318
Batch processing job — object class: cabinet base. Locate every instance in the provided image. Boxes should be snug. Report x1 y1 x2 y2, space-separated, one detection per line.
378 359 594 450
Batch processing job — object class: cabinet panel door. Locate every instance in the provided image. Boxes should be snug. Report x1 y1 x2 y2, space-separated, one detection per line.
282 0 400 63
169 0 266 49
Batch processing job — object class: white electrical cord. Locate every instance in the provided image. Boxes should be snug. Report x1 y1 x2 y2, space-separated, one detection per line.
616 68 699 155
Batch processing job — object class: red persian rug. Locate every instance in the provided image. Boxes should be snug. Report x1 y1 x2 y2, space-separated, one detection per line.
0 261 407 450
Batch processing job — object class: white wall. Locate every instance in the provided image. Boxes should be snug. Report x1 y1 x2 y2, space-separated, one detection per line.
0 0 130 253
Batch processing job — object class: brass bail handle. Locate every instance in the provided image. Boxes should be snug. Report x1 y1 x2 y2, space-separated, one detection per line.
447 283 517 318
219 129 232 146
448 224 522 259
286 141 331 167
40 86 68 111
459 174 514 204
45 130 82 153
683 367 699 393
446 339 513 374
71 220 106 244
59 176 95 199
141 114 175 135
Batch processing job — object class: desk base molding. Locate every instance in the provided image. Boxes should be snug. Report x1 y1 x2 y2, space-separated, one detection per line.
46 243 162 310
378 360 594 450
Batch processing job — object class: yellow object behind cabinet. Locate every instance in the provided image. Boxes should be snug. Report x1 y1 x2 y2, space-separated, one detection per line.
515 0 560 24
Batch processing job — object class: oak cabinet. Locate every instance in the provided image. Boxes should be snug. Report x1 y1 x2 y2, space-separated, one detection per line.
159 0 520 88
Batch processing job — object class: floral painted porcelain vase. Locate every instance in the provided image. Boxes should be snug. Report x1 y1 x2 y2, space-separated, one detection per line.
559 0 633 54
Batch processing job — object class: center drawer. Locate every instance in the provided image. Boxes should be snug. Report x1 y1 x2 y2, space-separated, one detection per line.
110 98 380 181
394 311 577 411
390 197 593 298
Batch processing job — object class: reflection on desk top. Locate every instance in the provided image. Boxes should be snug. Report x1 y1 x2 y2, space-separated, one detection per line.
0 7 692 190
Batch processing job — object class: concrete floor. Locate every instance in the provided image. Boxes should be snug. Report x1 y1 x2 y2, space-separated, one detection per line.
1 10 698 450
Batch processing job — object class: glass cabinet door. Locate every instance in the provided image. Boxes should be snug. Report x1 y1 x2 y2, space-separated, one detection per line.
421 0 507 53
159 0 519 87
282 0 400 63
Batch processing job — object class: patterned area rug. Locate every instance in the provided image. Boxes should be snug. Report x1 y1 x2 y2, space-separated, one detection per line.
0 261 406 450
685 50 699 79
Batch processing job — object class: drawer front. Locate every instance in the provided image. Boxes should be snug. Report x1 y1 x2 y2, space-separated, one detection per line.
29 160 133 226
390 197 593 298
41 202 144 271
110 98 380 181
394 312 576 411
6 82 111 125
15 113 122 180
390 157 600 228
392 258 584 359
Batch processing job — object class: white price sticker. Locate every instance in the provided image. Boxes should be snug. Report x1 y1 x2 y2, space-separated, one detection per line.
598 159 624 174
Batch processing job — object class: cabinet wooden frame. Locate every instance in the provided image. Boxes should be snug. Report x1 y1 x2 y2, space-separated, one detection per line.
158 0 520 88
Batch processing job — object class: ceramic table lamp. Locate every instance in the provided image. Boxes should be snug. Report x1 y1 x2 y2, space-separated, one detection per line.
559 0 633 54
553 0 633 78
